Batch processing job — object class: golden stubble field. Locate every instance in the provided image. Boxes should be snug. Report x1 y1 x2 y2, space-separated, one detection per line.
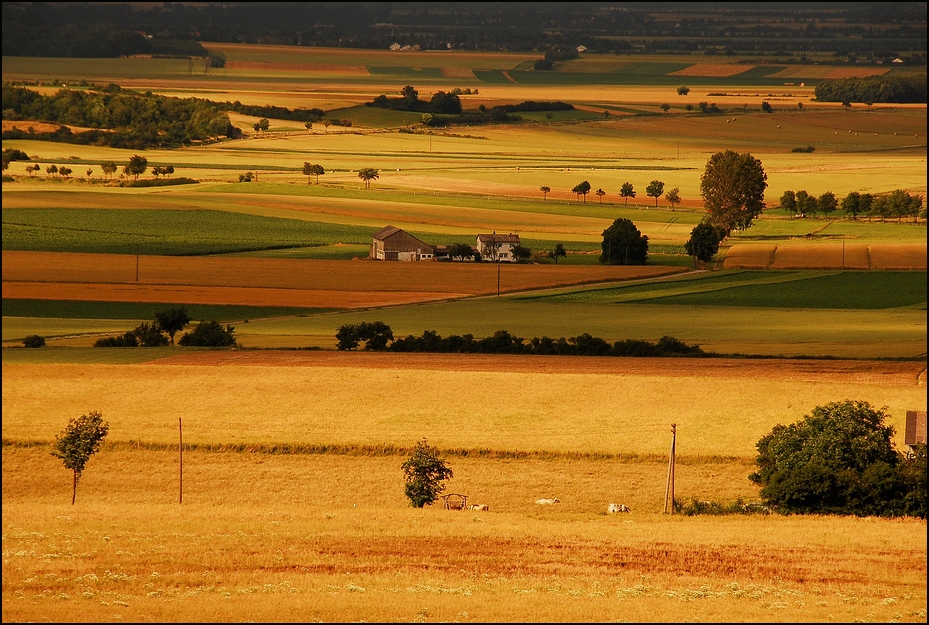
2 45 926 622
2 351 927 622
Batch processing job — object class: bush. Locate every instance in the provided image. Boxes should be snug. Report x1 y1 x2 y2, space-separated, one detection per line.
749 400 924 517
401 438 453 508
22 334 46 348
178 320 237 347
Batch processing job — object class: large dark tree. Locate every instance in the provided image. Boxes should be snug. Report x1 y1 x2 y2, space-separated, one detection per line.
750 400 925 517
600 218 648 265
700 150 767 235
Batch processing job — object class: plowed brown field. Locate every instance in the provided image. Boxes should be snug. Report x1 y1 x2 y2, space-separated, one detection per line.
1 251 684 308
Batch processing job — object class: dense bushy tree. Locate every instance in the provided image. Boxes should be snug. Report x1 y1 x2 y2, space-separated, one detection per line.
402 438 453 508
448 242 475 261
750 400 925 517
51 410 109 505
22 334 46 348
336 321 394 350
685 222 725 265
600 217 648 265
178 321 237 347
700 150 767 235
841 191 872 220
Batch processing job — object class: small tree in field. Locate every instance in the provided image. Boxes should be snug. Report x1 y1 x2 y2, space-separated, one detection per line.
51 410 109 504
402 438 453 508
645 179 665 207
665 187 681 209
540 185 550 200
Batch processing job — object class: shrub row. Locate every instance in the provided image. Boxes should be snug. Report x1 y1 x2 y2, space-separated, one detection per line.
336 323 704 357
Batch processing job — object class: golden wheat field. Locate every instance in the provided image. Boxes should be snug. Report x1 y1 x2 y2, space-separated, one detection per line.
2 40 927 623
2 351 927 623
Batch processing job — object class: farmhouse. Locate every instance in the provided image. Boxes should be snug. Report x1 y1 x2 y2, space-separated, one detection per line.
370 225 434 261
476 232 520 262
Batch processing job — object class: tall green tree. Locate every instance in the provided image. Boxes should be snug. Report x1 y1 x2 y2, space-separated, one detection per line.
665 187 681 210
51 410 110 505
750 400 922 517
154 307 191 346
619 182 636 205
600 218 648 265
357 168 379 189
700 150 767 235
402 438 453 508
645 179 665 207
571 180 591 203
101 161 117 179
595 188 606 203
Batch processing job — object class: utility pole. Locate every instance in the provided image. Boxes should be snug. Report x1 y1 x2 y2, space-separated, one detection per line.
664 423 677 514
136 244 140 282
179 417 183 504
497 260 501 297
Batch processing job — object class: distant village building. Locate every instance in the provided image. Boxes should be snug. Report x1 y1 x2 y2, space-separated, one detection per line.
370 225 434 261
576 45 587 53
389 43 401 51
476 232 520 262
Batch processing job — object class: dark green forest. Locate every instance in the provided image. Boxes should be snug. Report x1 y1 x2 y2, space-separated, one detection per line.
2 2 926 62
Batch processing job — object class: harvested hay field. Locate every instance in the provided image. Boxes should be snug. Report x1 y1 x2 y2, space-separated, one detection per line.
1 251 683 308
724 242 927 270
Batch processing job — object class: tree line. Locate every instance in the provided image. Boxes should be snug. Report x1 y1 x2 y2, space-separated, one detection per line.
1 84 239 148
92 307 237 348
367 85 574 127
336 322 704 357
813 76 927 104
780 188 924 222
